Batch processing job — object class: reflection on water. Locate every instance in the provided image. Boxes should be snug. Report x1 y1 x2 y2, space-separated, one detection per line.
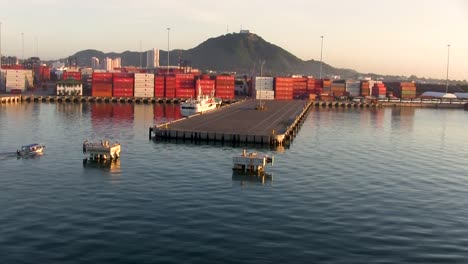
232 170 273 186
0 152 20 161
16 152 44 160
82 158 121 174
391 107 415 131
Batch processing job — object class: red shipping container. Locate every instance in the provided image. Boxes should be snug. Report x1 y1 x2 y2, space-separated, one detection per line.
63 71 82 81
176 88 196 99
93 72 113 83
113 72 134 78
92 83 113 97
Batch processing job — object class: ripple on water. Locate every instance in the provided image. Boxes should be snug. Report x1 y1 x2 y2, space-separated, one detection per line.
0 105 468 263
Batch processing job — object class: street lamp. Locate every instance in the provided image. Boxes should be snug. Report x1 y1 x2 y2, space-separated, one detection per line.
21 32 24 64
167 27 170 74
319 35 324 79
0 22 2 71
445 44 450 94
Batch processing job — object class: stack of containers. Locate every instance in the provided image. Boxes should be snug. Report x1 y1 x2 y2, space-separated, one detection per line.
165 76 176 98
0 70 5 91
254 77 274 100
215 75 235 100
112 72 134 97
274 77 294 100
92 72 113 97
5 69 26 93
360 81 371 97
201 74 211 80
39 66 51 81
154 76 165 97
292 77 308 98
82 73 93 96
345 80 361 97
331 80 346 96
322 79 332 94
25 70 34 89
196 79 216 96
395 82 417 99
371 83 387 98
63 71 82 81
134 73 155 97
175 74 195 99
307 78 323 95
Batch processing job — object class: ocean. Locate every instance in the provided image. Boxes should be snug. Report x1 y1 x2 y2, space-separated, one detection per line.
1 102 467 263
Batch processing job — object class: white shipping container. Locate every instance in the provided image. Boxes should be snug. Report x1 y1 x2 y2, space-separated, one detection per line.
254 77 274 91
134 73 154 80
254 90 275 100
134 87 154 92
134 80 154 86
134 92 154 98
133 83 154 89
346 81 361 96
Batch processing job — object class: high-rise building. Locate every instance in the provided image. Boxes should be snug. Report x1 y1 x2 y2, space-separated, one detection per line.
146 49 159 69
112 58 121 69
102 57 113 71
91 57 100 69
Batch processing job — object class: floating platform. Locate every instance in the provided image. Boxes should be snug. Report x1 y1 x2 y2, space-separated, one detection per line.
150 100 312 146
233 149 274 173
83 140 121 160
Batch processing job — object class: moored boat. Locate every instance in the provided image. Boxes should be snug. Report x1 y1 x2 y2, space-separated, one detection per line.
180 82 220 116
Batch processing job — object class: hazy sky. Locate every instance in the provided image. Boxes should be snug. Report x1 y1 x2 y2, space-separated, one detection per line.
1 0 467 80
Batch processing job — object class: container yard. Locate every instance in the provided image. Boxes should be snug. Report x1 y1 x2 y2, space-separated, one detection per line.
150 99 312 146
1 65 466 110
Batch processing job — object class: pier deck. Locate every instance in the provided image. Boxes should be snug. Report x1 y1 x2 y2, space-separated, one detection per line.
150 100 311 146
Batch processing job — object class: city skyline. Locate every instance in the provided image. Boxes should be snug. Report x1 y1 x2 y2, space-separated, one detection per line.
1 0 467 80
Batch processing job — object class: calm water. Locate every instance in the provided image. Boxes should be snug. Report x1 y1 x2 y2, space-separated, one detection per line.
1 102 467 263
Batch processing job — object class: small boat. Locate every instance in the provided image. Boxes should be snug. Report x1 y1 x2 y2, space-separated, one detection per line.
17 143 45 156
180 81 220 116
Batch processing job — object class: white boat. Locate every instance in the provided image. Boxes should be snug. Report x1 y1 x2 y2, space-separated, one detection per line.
180 82 220 116
17 143 45 156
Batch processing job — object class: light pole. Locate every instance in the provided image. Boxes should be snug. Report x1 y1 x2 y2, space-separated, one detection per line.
35 36 38 57
319 35 324 79
259 60 266 108
21 32 24 64
139 40 142 69
167 27 170 74
0 22 2 71
445 44 450 94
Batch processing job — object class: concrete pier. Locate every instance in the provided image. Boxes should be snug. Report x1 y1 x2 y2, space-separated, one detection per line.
150 100 312 147
20 95 182 104
0 95 21 103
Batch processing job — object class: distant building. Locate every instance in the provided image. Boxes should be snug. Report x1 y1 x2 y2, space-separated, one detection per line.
146 49 160 69
52 61 66 70
102 57 113 71
99 57 121 71
112 58 121 69
240 30 250 34
91 57 100 69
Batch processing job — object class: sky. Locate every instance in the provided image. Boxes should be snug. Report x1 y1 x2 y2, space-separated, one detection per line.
1 0 467 80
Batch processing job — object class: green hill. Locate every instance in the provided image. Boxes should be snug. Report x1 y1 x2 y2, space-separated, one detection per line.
63 33 359 78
